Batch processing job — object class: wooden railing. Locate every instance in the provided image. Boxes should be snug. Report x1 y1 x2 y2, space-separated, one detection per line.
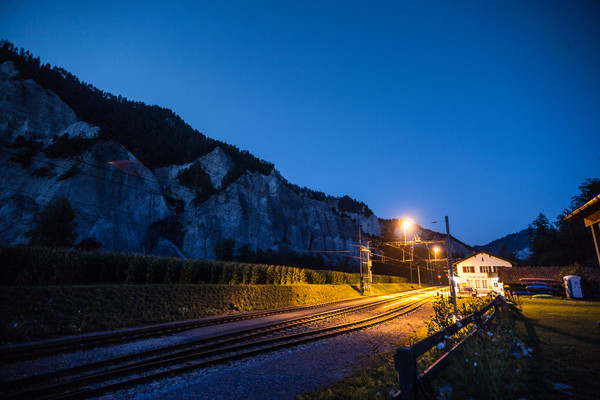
393 296 505 400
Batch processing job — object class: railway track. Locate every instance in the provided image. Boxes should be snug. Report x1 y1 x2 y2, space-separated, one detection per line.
0 287 440 363
0 289 436 400
0 294 388 363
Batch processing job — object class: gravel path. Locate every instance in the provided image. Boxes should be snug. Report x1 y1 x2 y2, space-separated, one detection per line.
95 304 432 400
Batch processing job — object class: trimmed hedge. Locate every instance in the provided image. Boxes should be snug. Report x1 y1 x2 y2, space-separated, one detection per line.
0 245 405 286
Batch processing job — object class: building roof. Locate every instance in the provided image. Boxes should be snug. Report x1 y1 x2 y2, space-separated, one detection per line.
565 194 600 227
453 251 512 266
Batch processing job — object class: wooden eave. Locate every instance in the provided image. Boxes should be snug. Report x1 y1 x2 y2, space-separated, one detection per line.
565 194 600 226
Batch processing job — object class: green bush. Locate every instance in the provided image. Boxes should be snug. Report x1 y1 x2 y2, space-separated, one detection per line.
165 259 182 283
125 256 148 284
146 259 166 284
242 264 253 284
558 262 599 299
0 244 403 287
250 265 265 284
179 262 198 284
219 264 234 285
306 270 326 284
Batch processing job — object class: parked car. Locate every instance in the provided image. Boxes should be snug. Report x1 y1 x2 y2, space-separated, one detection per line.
457 287 477 297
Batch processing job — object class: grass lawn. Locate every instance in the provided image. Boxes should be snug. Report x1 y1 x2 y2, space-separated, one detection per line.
297 296 600 400
516 297 600 399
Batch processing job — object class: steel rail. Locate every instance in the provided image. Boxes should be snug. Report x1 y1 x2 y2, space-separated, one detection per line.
1 289 435 394
2 296 432 400
0 299 352 362
0 289 427 363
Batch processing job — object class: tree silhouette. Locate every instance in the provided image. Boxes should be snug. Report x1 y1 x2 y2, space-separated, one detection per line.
527 178 600 266
26 196 78 248
214 238 236 261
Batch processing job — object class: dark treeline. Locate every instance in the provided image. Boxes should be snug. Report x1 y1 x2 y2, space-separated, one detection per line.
526 178 600 266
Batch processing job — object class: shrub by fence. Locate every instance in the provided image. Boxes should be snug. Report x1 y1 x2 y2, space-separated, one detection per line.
393 296 505 400
0 245 406 286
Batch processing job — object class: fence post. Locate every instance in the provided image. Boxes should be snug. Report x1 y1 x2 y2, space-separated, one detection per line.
394 347 418 400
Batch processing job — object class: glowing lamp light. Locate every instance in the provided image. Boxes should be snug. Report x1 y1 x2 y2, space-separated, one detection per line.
400 218 412 244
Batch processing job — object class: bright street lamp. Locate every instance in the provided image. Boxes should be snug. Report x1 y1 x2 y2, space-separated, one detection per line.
402 219 411 244
400 219 412 278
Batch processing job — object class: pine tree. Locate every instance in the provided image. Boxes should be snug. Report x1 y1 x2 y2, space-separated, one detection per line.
26 196 78 248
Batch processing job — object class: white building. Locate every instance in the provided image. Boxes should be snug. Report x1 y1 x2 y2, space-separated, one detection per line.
454 252 512 295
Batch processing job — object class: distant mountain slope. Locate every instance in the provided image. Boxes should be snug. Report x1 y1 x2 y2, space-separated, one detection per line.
474 229 530 261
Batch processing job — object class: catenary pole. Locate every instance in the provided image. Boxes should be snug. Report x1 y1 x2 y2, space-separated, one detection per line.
445 216 458 317
359 226 363 295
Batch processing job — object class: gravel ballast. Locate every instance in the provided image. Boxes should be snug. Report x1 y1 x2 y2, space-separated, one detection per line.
95 305 432 400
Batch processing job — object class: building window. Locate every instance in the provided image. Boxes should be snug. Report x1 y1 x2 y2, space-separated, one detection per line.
475 280 481 288
463 266 475 273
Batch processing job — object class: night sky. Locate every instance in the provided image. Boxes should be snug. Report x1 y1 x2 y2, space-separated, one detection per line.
1 0 599 245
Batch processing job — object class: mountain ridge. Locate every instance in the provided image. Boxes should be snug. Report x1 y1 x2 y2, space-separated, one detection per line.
474 228 530 261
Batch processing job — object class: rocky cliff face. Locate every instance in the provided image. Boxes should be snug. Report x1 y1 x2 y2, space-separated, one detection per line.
0 61 168 252
0 60 472 262
0 61 78 141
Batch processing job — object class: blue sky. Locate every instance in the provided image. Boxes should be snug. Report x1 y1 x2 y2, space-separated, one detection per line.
1 0 599 245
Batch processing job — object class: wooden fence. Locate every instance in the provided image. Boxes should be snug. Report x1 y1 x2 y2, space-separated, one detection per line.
393 296 506 399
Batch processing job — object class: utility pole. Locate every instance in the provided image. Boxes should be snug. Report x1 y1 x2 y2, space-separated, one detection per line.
445 216 458 317
414 241 421 287
359 226 363 295
409 241 413 286
358 226 372 295
428 245 433 284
